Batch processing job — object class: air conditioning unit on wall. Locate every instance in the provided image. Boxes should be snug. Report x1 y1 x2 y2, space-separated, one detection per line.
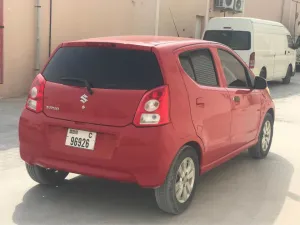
215 0 245 13
215 0 235 11
234 0 245 13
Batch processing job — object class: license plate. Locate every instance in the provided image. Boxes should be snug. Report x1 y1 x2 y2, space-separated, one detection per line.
65 129 96 150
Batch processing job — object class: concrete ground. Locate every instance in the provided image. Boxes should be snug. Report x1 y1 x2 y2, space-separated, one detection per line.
1 75 300 225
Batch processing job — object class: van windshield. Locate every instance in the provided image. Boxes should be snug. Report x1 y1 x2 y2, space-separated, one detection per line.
42 47 164 90
204 30 251 50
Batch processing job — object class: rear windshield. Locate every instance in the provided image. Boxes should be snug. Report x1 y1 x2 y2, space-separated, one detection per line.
42 47 164 90
204 30 251 50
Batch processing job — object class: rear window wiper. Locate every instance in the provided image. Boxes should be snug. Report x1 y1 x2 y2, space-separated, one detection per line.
60 77 94 95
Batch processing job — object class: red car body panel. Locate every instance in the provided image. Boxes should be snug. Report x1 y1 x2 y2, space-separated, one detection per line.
19 36 275 188
43 82 146 127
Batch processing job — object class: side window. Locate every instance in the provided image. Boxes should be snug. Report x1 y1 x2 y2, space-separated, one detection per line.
218 49 250 88
179 49 219 87
287 35 294 49
179 52 196 81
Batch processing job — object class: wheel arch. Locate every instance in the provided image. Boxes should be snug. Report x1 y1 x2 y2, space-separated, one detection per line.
288 63 293 74
184 141 203 171
267 108 275 122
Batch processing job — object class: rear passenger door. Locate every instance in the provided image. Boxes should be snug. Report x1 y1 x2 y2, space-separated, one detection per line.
177 47 232 165
217 49 262 150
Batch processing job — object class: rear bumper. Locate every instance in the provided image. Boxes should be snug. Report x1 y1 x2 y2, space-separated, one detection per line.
19 109 181 188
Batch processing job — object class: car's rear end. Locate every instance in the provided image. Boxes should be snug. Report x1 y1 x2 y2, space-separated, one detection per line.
19 40 183 187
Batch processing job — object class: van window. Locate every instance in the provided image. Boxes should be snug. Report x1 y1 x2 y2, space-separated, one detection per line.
296 36 300 47
43 47 164 90
204 31 251 50
179 49 219 87
287 35 294 49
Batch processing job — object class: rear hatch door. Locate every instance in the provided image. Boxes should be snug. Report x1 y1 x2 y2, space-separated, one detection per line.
42 43 164 127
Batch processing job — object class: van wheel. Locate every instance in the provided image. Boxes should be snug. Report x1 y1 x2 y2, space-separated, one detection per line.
26 163 69 185
154 146 199 214
259 68 267 79
282 66 292 84
248 113 274 159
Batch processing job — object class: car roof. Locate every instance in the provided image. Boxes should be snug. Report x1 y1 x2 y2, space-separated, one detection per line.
65 35 213 49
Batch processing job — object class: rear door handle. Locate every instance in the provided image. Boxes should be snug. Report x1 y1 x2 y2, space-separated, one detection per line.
196 98 205 107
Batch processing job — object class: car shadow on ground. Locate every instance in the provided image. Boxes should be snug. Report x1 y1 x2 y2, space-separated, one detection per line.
12 152 293 225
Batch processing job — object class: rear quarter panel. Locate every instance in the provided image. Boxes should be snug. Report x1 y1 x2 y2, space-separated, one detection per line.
152 46 205 151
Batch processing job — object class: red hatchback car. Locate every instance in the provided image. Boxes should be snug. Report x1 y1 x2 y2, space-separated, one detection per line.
19 36 274 214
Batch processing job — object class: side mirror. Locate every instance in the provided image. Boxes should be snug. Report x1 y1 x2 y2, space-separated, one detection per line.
254 76 267 90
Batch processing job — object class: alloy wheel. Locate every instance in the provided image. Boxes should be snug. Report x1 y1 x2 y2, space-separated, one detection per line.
262 120 272 152
175 157 196 203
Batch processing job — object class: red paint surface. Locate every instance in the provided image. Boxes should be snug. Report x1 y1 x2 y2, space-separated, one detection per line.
19 36 275 187
0 0 3 84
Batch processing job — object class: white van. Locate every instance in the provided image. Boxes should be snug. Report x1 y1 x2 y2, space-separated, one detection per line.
203 17 296 84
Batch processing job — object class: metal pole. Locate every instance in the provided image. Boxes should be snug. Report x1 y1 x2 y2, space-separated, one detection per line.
281 0 287 23
204 0 210 32
289 0 293 31
154 0 160 36
296 3 298 38
49 0 53 57
0 0 4 84
34 0 41 75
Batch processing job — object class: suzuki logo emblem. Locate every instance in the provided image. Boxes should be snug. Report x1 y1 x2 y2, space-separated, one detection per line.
80 94 88 104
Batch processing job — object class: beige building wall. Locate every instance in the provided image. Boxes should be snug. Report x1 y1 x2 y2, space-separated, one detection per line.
0 0 36 98
158 0 208 37
0 0 157 98
1 0 300 98
243 0 298 36
49 0 156 53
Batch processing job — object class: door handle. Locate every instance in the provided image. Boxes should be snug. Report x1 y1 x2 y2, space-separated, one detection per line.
233 96 240 103
196 98 205 107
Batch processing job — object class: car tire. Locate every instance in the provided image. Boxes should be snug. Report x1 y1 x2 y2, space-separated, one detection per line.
154 145 199 215
282 66 292 84
248 113 274 159
26 163 69 185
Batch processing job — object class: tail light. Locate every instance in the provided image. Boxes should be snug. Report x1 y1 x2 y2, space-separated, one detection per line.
133 85 170 127
249 52 255 69
26 74 46 113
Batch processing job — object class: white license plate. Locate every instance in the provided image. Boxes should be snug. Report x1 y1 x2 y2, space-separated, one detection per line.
65 129 97 150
